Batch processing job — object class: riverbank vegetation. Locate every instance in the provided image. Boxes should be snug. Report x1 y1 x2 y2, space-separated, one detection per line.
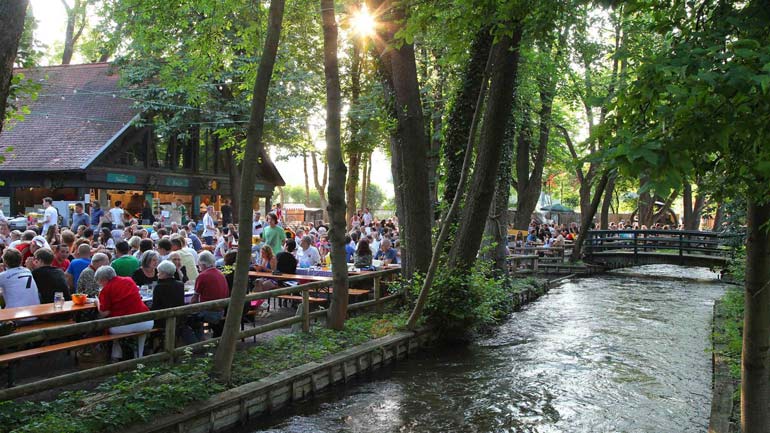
0 311 409 433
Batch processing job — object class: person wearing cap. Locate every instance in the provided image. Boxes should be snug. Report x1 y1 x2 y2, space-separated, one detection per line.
30 247 70 303
21 235 49 267
41 197 58 235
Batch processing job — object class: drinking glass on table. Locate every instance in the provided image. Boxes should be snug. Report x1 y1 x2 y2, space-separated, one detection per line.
53 292 65 310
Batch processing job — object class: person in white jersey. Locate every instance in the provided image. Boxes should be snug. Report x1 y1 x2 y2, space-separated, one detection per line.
0 249 41 317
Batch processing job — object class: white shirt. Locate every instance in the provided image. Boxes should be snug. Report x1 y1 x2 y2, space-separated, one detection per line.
203 213 216 237
253 220 264 237
0 267 41 311
43 206 58 233
109 207 124 225
363 212 373 226
296 246 321 267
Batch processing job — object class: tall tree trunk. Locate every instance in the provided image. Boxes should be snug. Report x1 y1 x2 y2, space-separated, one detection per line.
484 117 515 273
303 151 311 206
741 199 770 433
311 151 329 221
345 38 363 224
61 0 87 65
321 0 349 330
428 63 443 206
224 144 242 218
406 26 494 330
600 174 616 229
448 27 523 269
368 0 432 278
441 26 493 208
360 152 369 210
712 202 724 231
0 0 28 136
212 0 285 383
571 171 610 261
513 82 554 229
637 178 655 227
683 179 706 230
345 152 360 223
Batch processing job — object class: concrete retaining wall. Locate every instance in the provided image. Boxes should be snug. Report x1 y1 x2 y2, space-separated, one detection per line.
123 328 436 433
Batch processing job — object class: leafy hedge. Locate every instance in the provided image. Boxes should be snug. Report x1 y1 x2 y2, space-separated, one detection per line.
0 311 409 433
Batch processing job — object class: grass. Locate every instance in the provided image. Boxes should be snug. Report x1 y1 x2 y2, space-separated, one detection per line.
0 310 410 433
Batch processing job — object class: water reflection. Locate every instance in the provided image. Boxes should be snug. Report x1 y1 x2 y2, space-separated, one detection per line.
240 266 725 433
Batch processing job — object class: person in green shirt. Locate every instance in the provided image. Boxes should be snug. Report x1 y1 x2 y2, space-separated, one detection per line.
111 241 141 277
262 213 286 255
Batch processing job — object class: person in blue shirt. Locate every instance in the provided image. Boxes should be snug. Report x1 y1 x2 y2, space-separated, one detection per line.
66 243 92 289
90 202 104 227
374 239 398 265
344 234 355 263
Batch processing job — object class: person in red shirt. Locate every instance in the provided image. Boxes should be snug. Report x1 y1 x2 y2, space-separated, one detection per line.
95 266 154 361
186 251 228 343
52 244 71 272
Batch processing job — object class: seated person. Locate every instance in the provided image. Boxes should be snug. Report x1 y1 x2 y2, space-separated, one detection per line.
354 239 373 269
168 252 189 284
151 260 186 330
30 247 70 303
296 235 321 268
186 252 229 343
77 252 109 297
94 266 153 361
132 250 159 287
0 249 40 315
276 239 298 274
111 241 140 277
374 239 398 266
66 243 92 290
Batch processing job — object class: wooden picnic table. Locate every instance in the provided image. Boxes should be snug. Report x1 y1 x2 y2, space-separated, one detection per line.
0 301 94 322
248 271 332 282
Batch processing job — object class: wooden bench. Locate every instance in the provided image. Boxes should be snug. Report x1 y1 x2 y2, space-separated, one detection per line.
1 328 159 387
13 320 75 334
276 295 327 304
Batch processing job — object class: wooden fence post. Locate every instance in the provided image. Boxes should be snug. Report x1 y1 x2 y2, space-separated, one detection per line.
374 277 382 312
164 316 177 362
302 289 310 333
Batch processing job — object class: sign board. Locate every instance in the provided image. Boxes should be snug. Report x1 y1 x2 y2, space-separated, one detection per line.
106 173 136 184
165 177 190 188
254 183 273 193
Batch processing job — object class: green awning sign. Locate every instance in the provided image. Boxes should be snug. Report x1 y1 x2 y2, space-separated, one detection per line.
106 173 136 184
165 177 189 187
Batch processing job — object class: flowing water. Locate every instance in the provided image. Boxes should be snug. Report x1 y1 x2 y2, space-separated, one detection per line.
240 265 727 433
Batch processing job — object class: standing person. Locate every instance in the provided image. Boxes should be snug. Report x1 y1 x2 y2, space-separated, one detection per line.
202 205 216 246
363 207 373 227
109 201 126 229
71 203 90 229
90 202 104 227
221 199 233 226
94 266 153 361
262 213 285 254
0 249 40 311
252 211 264 237
175 199 188 225
274 203 283 226
41 197 58 234
140 200 155 224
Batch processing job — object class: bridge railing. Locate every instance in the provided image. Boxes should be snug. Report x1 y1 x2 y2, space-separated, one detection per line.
583 229 743 260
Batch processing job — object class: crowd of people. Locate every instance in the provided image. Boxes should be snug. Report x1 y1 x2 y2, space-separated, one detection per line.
0 198 399 361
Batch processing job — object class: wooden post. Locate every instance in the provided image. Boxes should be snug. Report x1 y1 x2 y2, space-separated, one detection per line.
302 288 310 333
679 232 684 265
164 316 177 362
633 231 638 265
374 276 382 312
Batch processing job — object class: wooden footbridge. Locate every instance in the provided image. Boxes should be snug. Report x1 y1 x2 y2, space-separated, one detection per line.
582 229 742 270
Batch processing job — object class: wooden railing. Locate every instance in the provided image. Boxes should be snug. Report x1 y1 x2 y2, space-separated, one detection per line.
583 229 742 261
0 268 402 401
